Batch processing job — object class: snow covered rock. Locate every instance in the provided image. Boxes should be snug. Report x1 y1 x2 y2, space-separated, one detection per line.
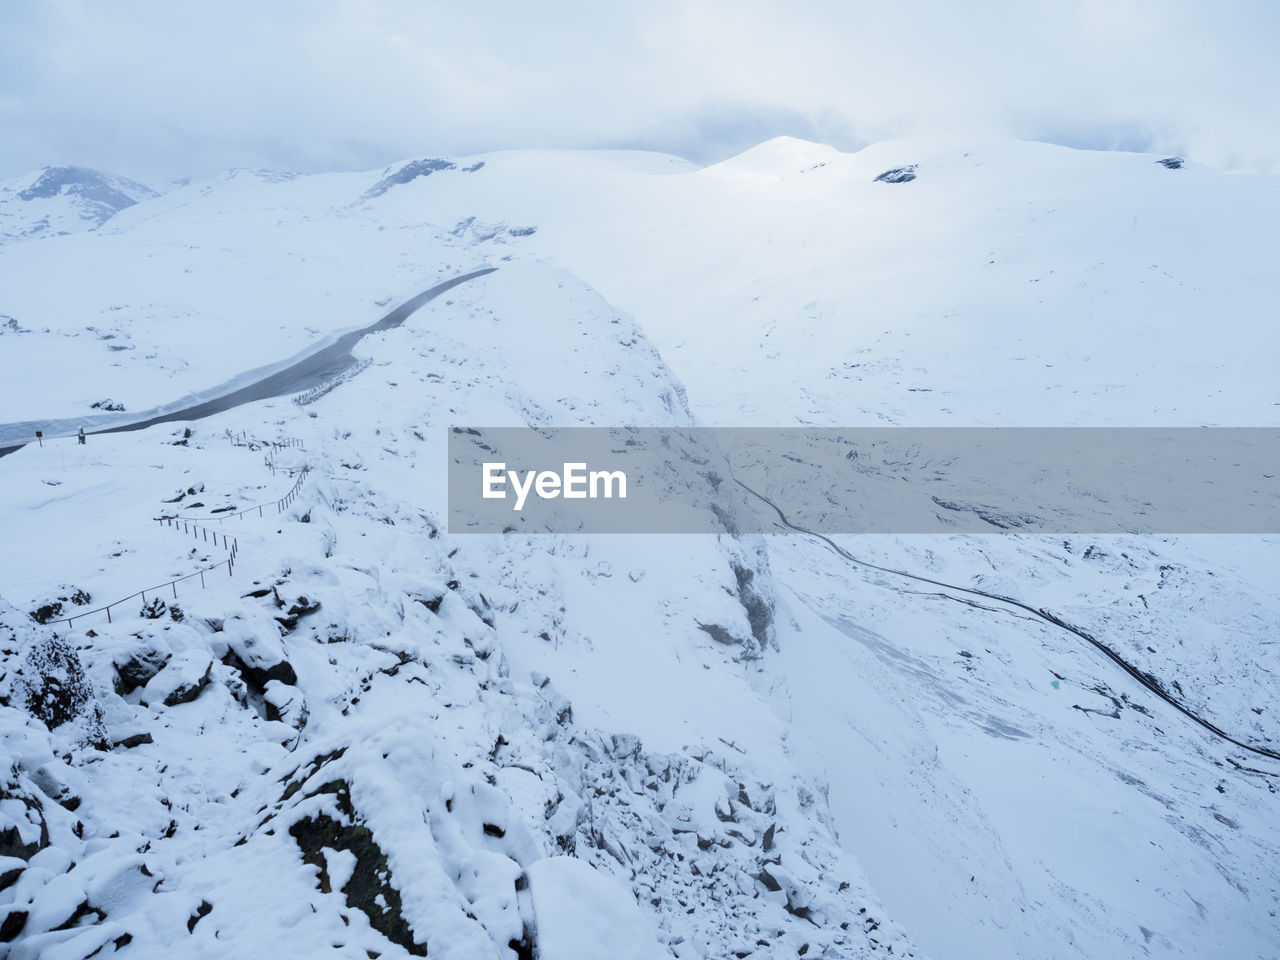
361 157 459 200
26 587 92 626
111 640 171 696
2 603 107 750
873 164 918 183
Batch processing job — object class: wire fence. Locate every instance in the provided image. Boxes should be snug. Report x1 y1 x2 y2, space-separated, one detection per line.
228 431 305 452
265 445 305 477
54 457 311 631
173 464 310 522
292 358 373 407
225 429 307 478
57 528 236 630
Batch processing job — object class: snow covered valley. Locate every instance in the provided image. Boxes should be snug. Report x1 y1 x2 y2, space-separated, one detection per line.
1 140 1277 959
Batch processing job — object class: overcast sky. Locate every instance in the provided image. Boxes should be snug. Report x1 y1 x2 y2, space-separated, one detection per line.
2 0 1277 182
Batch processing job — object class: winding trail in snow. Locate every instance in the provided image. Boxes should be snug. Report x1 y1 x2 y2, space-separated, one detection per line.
736 478 1280 763
0 267 497 457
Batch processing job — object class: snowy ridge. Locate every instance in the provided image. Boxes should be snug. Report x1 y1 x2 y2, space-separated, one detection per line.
1 138 1278 959
0 166 158 247
1 259 913 957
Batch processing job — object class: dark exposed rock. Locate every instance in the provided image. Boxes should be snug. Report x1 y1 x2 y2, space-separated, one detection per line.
755 867 782 892
222 649 297 693
51 900 105 931
30 602 64 625
187 900 212 932
0 908 27 941
264 683 308 733
696 622 744 646
163 662 212 706
413 593 444 613
274 595 321 633
29 588 92 625
113 645 171 695
1 821 44 862
162 483 205 503
362 158 456 200
0 863 23 891
930 495 1039 530
279 748 349 804
732 563 775 652
874 164 918 184
289 780 427 956
1157 156 1184 169
114 732 154 749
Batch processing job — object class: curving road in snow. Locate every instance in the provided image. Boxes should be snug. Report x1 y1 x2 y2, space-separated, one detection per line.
737 477 1280 763
0 266 497 457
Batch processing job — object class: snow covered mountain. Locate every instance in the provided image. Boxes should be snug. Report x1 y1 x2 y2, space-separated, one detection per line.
0 167 159 247
1 139 1277 959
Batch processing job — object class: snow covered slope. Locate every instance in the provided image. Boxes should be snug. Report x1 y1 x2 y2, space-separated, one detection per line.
355 136 1280 428
2 138 1278 959
1 254 912 957
0 163 505 425
374 136 1280 958
0 166 159 247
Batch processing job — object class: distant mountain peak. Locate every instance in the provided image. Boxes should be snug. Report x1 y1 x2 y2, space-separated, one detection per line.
16 165 155 210
1 165 158 245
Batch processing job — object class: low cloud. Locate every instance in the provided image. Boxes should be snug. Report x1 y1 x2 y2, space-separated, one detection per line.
2 0 1277 181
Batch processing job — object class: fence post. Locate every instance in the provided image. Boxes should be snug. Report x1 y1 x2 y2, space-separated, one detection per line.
107 605 112 624
227 559 233 576
172 582 177 598
200 571 205 588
